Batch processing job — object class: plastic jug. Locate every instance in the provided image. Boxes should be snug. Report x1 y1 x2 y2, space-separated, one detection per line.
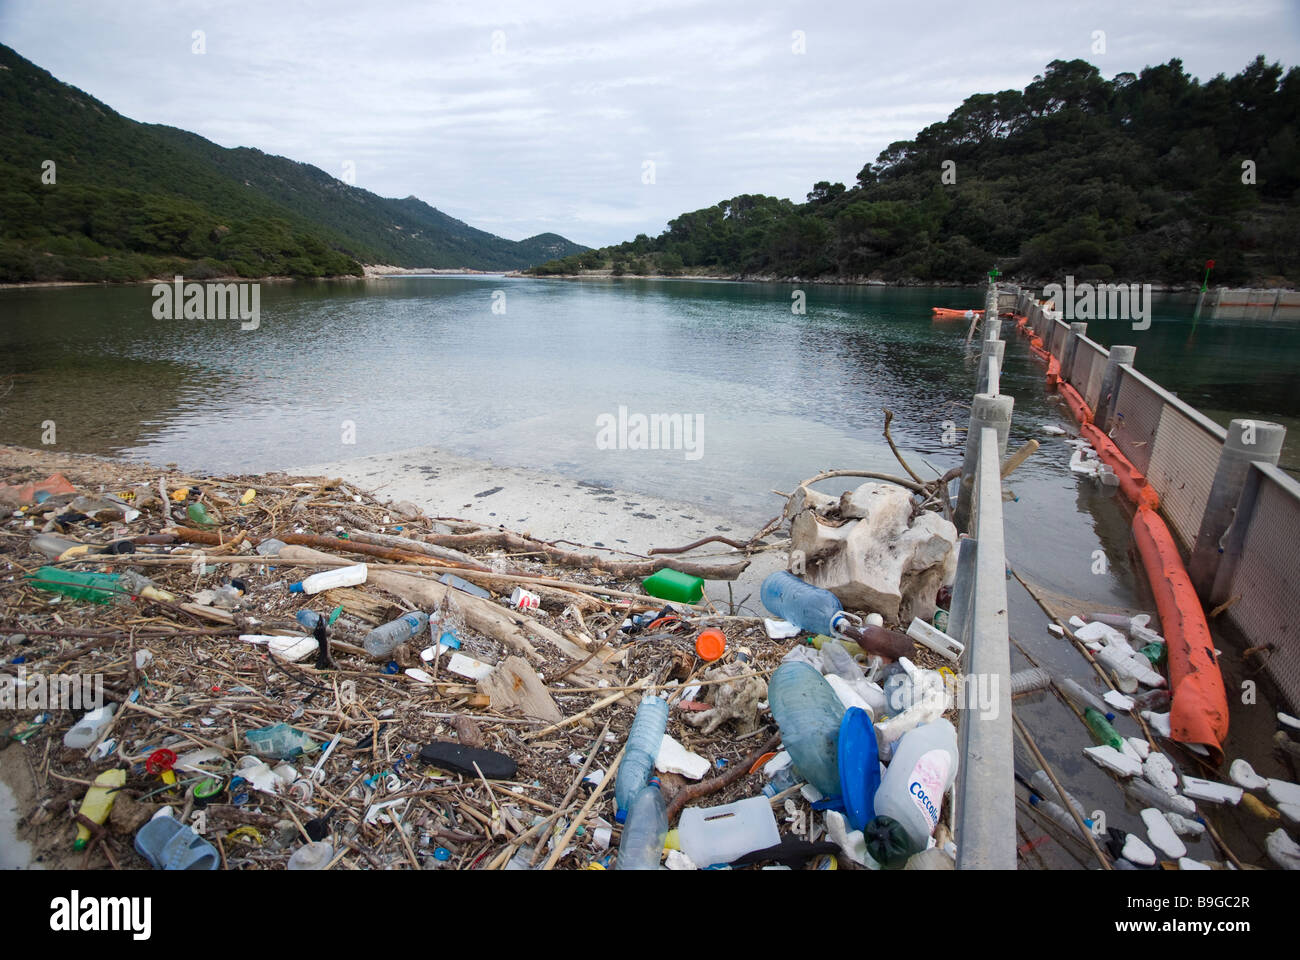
761 571 849 636
677 796 780 867
64 705 116 749
864 718 958 867
75 769 126 850
767 661 846 797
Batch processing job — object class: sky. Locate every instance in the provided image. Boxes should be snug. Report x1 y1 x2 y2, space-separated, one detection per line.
2 0 1298 248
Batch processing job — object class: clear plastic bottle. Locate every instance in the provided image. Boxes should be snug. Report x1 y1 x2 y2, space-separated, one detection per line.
362 611 430 659
761 571 850 636
1059 678 1115 720
614 778 668 870
864 719 958 867
767 661 846 797
1029 769 1090 822
614 695 669 823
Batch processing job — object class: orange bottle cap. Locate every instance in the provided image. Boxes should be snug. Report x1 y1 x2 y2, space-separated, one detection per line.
695 628 726 662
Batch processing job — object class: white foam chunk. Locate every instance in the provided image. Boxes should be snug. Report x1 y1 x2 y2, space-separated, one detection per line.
1048 623 1065 637
1074 621 1127 645
1141 711 1172 738
1266 779 1300 808
1120 739 1143 763
1228 759 1269 791
1180 776 1243 806
1104 690 1135 712
1278 803 1300 827
1178 857 1212 870
446 653 495 680
1069 616 1087 629
655 734 710 781
1122 833 1157 866
1085 745 1142 778
1126 737 1150 761
1266 829 1300 870
1279 712 1300 732
764 618 801 639
1141 808 1187 859
1143 753 1179 795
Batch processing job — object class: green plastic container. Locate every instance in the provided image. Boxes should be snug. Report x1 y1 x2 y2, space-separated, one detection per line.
1084 706 1125 751
26 567 123 604
1139 642 1166 667
641 569 704 604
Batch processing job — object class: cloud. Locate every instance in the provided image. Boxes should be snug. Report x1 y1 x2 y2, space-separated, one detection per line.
1 0 1295 247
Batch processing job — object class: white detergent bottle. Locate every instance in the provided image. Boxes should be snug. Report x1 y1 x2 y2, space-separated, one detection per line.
864 718 958 867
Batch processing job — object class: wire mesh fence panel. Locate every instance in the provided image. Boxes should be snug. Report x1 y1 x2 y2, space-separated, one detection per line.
1082 340 1109 411
1110 367 1165 475
1225 473 1300 711
1145 404 1224 551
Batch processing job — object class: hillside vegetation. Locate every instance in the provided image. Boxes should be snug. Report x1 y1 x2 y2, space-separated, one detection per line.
530 57 1299 286
0 44 585 282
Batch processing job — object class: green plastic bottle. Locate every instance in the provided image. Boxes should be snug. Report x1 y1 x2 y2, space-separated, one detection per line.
641 569 704 604
26 567 123 604
187 502 221 528
808 633 868 659
1084 706 1125 751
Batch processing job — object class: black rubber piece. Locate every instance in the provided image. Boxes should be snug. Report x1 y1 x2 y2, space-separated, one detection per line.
420 741 517 780
731 838 841 868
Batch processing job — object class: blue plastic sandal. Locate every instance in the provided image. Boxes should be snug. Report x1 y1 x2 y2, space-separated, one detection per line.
134 814 220 870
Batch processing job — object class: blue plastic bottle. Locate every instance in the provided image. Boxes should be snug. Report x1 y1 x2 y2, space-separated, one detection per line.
362 611 429 659
761 571 851 636
614 695 669 823
767 661 846 797
614 778 668 870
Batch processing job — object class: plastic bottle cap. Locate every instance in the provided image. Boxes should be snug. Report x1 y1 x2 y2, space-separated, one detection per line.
695 628 726 662
289 582 304 594
433 847 451 861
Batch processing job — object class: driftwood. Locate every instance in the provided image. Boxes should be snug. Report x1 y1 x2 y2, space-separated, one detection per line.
478 656 563 723
665 729 782 820
276 546 608 683
166 527 481 570
344 529 491 570
416 529 750 581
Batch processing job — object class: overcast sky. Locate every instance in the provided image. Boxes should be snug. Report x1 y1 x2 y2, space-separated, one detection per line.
3 0 1298 247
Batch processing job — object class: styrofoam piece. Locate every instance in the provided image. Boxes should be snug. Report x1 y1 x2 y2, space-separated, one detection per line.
1047 623 1065 637
404 668 434 684
446 653 495 680
1229 759 1269 791
1180 776 1243 806
1073 621 1127 645
1266 829 1300 870
1143 753 1179 795
1104 690 1135 712
1278 803 1300 827
1141 711 1172 738
824 810 874 869
1141 808 1187 859
1279 712 1300 732
1122 833 1157 866
1126 737 1150 761
1068 615 1087 629
1164 811 1206 837
240 633 318 662
664 849 698 870
1178 857 1212 870
1120 738 1143 763
764 618 800 639
655 733 710 780
1085 745 1142 778
1266 778 1300 808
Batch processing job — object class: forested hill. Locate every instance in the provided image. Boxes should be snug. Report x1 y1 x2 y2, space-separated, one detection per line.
530 57 1299 286
0 43 586 282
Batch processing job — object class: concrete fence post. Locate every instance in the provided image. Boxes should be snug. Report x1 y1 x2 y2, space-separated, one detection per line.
954 393 1014 532
1189 419 1287 599
984 284 1001 341
1094 345 1136 432
1062 322 1087 385
977 339 1005 396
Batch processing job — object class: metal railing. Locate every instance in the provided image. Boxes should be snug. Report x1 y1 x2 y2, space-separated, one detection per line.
1015 290 1297 711
949 283 1015 870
